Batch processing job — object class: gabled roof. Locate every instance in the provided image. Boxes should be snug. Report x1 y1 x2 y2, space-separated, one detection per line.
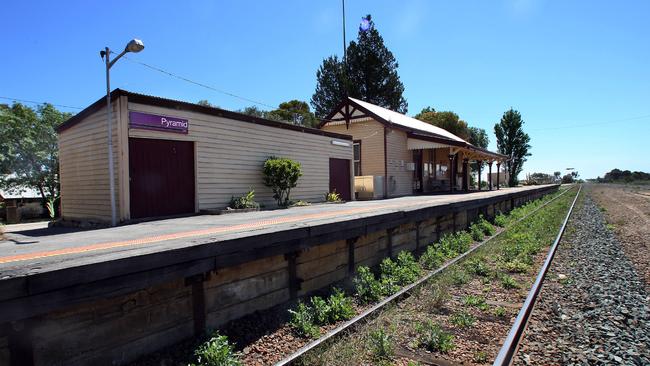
350 98 467 143
322 97 508 161
56 89 352 141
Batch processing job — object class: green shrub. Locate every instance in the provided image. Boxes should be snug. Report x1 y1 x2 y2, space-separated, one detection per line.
450 311 476 328
494 213 508 227
478 216 496 236
228 189 259 209
310 296 330 325
288 302 320 338
419 246 446 270
326 288 356 322
262 156 302 207
368 328 393 360
500 274 520 289
438 232 472 258
464 257 490 277
191 332 241 366
462 295 489 311
324 191 342 202
385 251 422 285
414 320 454 353
354 266 387 304
437 234 458 257
470 223 484 241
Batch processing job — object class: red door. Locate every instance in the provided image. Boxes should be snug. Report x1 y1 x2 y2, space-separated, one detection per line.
329 158 352 201
129 138 195 219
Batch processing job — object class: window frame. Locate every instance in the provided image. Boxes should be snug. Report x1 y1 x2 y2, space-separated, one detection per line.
353 140 362 176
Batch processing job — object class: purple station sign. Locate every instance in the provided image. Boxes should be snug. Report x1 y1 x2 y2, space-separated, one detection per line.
129 111 189 134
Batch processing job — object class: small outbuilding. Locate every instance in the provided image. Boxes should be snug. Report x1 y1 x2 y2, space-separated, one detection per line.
56 89 353 224
0 186 45 224
320 98 508 199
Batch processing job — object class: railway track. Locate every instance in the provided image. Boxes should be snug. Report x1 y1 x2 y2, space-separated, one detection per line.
275 185 580 366
493 184 581 366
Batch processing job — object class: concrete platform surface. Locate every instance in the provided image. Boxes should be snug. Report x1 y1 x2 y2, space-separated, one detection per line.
0 186 548 279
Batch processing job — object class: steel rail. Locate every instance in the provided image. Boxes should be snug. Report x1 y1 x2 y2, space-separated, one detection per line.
275 186 576 366
493 184 582 366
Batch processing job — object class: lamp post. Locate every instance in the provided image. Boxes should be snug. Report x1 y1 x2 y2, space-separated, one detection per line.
100 39 144 226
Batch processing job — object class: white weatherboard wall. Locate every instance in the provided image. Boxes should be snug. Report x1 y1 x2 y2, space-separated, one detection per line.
126 102 353 213
386 128 414 197
58 103 121 223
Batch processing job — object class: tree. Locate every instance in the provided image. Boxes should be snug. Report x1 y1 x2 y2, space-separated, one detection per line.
601 168 650 182
311 56 348 119
0 102 71 206
238 105 267 118
267 100 319 128
311 14 407 117
197 99 218 108
553 171 561 182
414 108 469 140
468 127 489 149
561 174 574 184
467 126 489 179
494 109 531 186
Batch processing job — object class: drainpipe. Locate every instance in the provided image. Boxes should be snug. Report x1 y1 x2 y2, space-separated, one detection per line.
383 126 388 198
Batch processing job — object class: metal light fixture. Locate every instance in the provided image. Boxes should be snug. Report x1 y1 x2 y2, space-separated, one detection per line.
100 38 145 226
125 39 145 53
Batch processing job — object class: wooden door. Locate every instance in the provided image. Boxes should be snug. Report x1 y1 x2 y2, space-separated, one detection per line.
329 158 352 201
129 138 195 219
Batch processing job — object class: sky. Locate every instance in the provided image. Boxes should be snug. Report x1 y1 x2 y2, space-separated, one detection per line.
1 0 649 179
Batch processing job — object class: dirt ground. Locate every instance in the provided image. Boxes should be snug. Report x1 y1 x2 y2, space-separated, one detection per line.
588 183 650 288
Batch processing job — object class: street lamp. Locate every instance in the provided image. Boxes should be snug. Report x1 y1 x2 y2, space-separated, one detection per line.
100 39 144 226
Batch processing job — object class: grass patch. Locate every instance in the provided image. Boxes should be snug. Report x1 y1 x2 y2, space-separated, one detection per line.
368 327 394 361
464 257 491 277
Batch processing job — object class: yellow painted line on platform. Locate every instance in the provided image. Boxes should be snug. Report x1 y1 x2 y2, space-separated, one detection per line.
0 196 454 265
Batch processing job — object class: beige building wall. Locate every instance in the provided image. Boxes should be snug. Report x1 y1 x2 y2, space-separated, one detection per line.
58 102 121 223
385 128 413 197
59 96 353 223
320 119 385 177
126 102 353 213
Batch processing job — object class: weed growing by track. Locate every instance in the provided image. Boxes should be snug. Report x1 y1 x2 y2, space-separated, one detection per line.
189 331 242 366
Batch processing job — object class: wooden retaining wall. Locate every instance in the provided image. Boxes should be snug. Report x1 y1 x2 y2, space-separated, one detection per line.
0 186 557 366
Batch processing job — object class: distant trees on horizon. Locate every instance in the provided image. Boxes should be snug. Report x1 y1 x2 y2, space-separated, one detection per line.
596 169 650 183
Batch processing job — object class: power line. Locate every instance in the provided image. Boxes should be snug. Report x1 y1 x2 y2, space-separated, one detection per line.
530 114 650 131
119 53 277 110
117 52 348 126
0 96 83 110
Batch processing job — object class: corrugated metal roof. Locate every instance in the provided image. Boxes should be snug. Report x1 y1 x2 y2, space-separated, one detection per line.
348 97 468 143
0 187 41 200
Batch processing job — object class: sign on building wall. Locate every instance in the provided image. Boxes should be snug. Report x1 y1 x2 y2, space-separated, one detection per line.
129 111 189 134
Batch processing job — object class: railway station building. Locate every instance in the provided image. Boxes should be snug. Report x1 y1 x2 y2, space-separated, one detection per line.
320 97 508 199
56 89 354 224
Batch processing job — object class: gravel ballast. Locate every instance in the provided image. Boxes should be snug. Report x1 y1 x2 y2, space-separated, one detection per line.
515 194 649 365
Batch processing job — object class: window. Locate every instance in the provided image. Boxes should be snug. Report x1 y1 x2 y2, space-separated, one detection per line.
353 141 361 176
